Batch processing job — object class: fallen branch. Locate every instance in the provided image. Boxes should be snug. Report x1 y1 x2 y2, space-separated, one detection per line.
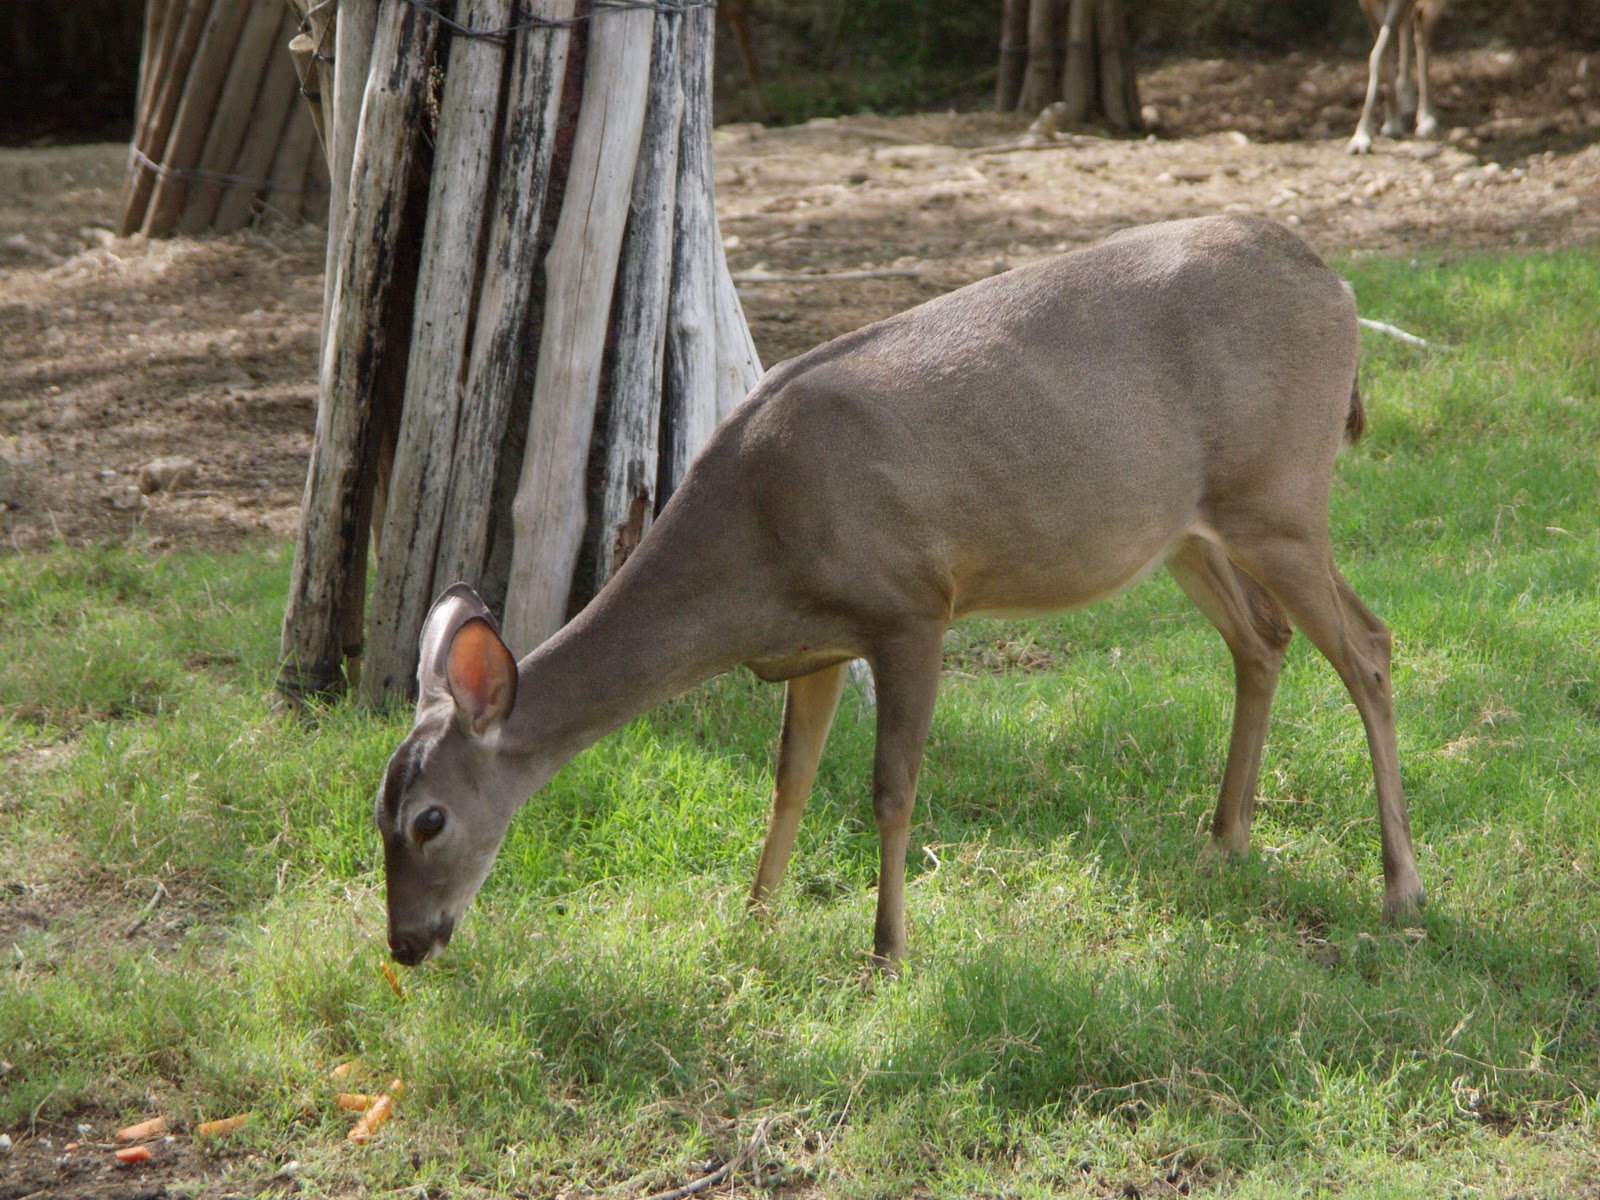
1358 317 1430 348
638 1116 775 1200
732 268 920 284
124 881 168 938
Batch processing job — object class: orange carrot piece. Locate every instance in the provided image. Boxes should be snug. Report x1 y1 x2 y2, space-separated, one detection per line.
115 1145 153 1164
333 1092 372 1111
347 1081 402 1143
195 1114 250 1139
330 1059 365 1080
380 961 405 999
115 1116 168 1142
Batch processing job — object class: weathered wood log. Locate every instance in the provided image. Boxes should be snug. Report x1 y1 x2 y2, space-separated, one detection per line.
587 4 686 598
995 0 1029 112
430 0 577 621
140 0 253 235
502 3 655 653
1018 0 1063 114
213 7 304 231
120 0 209 234
657 5 718 506
176 0 286 232
710 211 762 424
362 0 512 704
277 0 441 701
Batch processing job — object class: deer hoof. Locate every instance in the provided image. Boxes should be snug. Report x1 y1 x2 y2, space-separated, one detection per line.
1415 113 1439 140
1197 836 1248 873
1346 131 1375 155
1382 882 1427 925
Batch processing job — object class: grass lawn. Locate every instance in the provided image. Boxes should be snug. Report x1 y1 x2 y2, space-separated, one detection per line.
2 245 1598 1198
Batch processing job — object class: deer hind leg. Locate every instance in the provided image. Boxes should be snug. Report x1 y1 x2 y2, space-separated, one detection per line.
865 623 945 969
749 661 850 911
1227 533 1425 922
1383 15 1416 137
1167 539 1293 865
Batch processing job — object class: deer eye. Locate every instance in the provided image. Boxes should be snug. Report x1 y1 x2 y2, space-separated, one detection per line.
413 806 446 842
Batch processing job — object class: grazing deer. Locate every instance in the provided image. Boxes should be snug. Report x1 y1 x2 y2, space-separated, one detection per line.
1350 0 1447 153
376 216 1425 970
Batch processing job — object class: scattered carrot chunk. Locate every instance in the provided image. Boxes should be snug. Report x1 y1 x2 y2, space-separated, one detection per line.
330 1059 365 1080
333 1092 372 1112
347 1080 403 1143
380 961 405 999
115 1145 153 1164
195 1114 250 1139
115 1116 168 1142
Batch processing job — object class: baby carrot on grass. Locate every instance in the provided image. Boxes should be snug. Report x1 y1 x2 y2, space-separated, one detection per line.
333 1093 372 1112
330 1059 365 1080
347 1079 403 1143
115 1116 167 1142
195 1114 250 1139
115 1145 153 1164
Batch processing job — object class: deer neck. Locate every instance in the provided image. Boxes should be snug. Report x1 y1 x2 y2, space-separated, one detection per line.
499 512 756 779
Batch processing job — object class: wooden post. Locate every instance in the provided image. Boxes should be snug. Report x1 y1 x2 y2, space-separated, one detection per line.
430 0 577 615
1061 0 1095 123
120 0 209 235
502 3 655 653
176 0 287 232
361 0 511 703
213 8 304 232
277 0 441 701
587 5 685 597
658 5 718 504
140 0 254 235
280 0 758 705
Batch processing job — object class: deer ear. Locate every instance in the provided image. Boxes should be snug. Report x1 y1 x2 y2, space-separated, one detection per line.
445 617 517 736
417 583 497 704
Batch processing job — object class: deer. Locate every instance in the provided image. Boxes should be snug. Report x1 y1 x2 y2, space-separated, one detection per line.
376 215 1426 971
1349 0 1447 154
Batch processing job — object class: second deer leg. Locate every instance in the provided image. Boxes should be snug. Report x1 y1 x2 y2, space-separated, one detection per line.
866 624 945 970
1233 536 1425 922
749 662 850 909
1168 540 1293 863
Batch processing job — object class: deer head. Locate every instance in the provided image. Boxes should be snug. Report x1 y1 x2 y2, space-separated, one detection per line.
375 584 534 965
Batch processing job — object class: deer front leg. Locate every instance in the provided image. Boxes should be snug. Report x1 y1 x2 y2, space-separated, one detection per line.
1349 0 1409 153
866 625 945 970
1168 541 1292 865
1412 10 1439 139
749 662 850 910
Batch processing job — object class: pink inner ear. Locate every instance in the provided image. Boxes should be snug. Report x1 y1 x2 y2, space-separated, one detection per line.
447 618 515 726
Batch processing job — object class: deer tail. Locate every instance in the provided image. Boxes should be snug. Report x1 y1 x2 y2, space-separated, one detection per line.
1345 378 1366 444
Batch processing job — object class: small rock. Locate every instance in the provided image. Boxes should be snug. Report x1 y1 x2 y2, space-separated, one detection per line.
105 486 147 512
137 455 198 495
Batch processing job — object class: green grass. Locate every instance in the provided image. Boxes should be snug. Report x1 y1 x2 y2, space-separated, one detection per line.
3 246 1600 1197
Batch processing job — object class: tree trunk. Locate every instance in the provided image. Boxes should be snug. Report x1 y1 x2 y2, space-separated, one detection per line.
1002 0 1142 131
280 0 761 706
994 0 1030 113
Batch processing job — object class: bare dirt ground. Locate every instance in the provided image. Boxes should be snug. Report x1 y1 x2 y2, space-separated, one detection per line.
0 48 1598 1192
3 47 1598 556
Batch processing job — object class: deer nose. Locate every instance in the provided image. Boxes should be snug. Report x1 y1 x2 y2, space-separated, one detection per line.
388 916 455 966
388 930 432 966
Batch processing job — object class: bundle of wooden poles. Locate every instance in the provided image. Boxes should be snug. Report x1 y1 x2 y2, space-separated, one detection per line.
276 0 762 708
121 0 329 236
995 0 1140 129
